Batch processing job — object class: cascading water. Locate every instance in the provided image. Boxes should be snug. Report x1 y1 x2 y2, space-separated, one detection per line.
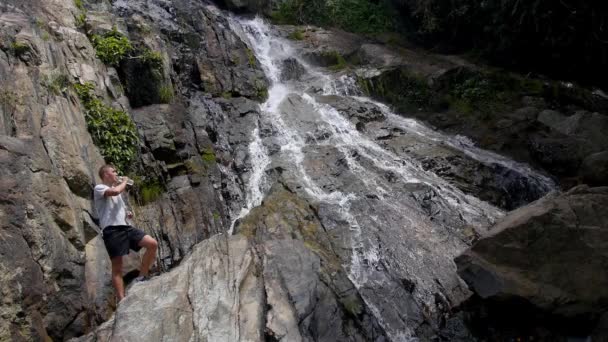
227 16 556 341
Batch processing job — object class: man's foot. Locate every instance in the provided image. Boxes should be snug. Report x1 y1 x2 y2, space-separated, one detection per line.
133 275 151 284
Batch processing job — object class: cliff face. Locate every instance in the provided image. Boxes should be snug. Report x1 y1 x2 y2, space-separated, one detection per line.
0 0 264 339
0 0 604 341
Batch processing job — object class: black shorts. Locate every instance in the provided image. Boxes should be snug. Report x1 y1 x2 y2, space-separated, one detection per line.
102 225 146 258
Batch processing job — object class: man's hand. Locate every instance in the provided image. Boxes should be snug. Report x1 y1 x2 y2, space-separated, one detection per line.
127 211 134 219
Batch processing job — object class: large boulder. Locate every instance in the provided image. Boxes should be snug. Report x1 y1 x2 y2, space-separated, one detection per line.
456 185 608 332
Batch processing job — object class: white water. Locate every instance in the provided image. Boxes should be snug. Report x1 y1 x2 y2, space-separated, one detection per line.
227 17 555 341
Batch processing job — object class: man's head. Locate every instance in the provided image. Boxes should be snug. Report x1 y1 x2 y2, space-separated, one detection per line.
99 164 118 184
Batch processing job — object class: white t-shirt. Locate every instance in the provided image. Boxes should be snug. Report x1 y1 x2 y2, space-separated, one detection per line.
94 184 128 229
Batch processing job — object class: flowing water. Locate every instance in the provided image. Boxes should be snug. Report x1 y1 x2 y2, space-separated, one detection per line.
225 17 557 340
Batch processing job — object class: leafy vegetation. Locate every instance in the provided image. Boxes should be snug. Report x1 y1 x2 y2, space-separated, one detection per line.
139 180 164 205
323 51 347 71
396 0 608 87
271 0 395 34
0 90 19 113
91 28 133 66
139 49 163 69
42 72 71 95
73 0 84 11
74 82 139 174
159 85 173 103
74 13 86 29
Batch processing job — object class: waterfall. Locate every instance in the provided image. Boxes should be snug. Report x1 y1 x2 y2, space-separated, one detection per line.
227 16 556 341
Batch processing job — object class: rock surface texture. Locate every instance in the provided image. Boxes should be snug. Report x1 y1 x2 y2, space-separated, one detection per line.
456 186 608 326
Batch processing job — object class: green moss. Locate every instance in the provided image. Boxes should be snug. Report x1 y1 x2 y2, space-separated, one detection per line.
221 92 233 99
245 48 256 68
0 90 19 112
42 72 71 95
91 28 133 66
324 51 347 71
74 13 86 29
185 158 205 175
255 80 268 101
159 85 173 104
139 181 163 205
212 212 220 220
74 82 139 174
11 42 30 56
340 295 363 317
74 0 84 10
201 148 216 164
287 30 305 40
358 69 433 111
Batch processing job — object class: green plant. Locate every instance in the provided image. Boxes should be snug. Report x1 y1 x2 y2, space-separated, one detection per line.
42 72 71 95
159 85 173 103
245 48 256 67
254 79 268 101
74 82 139 173
201 148 216 164
0 90 19 112
74 13 86 29
288 30 305 40
91 28 133 66
324 51 347 71
140 49 163 70
139 180 163 204
270 0 394 34
40 30 51 41
11 42 30 56
74 0 84 10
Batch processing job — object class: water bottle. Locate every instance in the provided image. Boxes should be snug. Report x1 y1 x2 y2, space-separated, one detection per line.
118 176 134 186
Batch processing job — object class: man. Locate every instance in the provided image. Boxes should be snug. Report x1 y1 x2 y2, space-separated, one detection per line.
94 164 158 302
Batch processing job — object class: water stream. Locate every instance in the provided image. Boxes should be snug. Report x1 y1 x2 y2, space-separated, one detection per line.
227 17 556 341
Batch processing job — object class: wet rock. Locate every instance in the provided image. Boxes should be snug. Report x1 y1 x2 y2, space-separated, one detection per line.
456 185 608 325
280 57 307 81
580 151 608 186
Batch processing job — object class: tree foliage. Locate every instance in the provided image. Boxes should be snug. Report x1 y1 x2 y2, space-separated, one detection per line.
74 82 139 173
271 0 395 34
392 0 608 87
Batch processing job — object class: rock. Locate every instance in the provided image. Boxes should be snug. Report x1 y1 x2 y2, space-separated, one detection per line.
456 185 608 322
580 151 608 186
76 234 264 341
280 57 307 81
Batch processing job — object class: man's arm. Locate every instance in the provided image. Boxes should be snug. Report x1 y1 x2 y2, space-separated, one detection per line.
104 178 129 197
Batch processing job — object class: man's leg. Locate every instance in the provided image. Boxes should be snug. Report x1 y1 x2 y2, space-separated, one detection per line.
110 256 125 302
138 235 158 277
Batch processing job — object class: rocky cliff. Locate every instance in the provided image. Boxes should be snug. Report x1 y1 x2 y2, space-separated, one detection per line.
0 0 605 341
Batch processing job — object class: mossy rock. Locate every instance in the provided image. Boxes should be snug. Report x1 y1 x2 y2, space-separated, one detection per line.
357 67 436 112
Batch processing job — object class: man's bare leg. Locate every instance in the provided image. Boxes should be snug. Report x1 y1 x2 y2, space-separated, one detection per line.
110 256 125 301
138 235 158 277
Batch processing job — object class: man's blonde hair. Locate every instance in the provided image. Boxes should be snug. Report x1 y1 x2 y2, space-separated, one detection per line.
98 164 115 180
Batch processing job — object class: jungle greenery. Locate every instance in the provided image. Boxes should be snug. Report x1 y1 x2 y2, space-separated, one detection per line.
392 0 608 87
271 0 396 34
74 82 139 174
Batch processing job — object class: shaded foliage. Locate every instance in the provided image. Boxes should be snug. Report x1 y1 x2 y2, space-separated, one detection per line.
391 0 608 87
271 0 396 34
